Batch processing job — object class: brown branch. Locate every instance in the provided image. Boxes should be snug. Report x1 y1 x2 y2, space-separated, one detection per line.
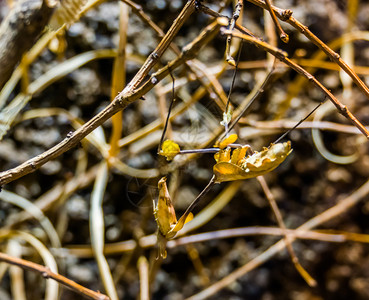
247 0 369 101
197 1 256 38
122 0 228 109
0 0 54 89
264 0 288 42
0 19 221 186
122 0 196 93
222 28 369 139
0 251 109 300
225 0 243 66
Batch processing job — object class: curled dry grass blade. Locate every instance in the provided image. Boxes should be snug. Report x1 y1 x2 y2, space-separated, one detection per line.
90 162 118 300
0 230 59 300
186 177 369 300
0 49 116 141
8 240 26 300
0 189 61 248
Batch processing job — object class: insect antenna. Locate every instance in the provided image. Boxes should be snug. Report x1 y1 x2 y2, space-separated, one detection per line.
273 97 327 144
158 69 176 153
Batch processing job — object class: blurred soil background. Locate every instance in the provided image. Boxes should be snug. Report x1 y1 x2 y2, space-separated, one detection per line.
1 0 369 299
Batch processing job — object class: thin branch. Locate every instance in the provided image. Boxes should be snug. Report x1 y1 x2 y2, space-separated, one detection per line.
0 19 221 186
222 64 275 140
222 28 369 139
108 2 128 157
122 0 229 109
0 251 109 300
66 224 369 257
242 119 366 135
264 0 288 42
0 0 54 89
273 99 325 144
247 0 369 100
225 0 243 66
122 0 196 93
197 1 256 38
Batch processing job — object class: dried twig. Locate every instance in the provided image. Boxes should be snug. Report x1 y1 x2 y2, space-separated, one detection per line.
264 0 288 42
248 0 369 100
0 6 222 186
222 28 369 139
0 0 54 89
225 0 243 66
0 251 109 300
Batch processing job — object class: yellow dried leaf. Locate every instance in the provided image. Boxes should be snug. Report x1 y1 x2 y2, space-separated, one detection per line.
218 133 238 149
159 140 180 161
153 178 194 258
213 141 292 183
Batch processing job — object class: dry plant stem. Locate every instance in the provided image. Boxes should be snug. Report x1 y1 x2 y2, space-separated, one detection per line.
118 63 228 149
6 164 99 227
0 16 220 186
171 227 348 247
186 178 369 300
223 29 369 139
108 2 128 157
237 57 369 75
0 0 54 89
225 0 243 65
218 65 276 142
90 162 118 300
67 224 369 257
247 0 369 100
186 244 210 286
263 0 288 42
243 119 365 135
197 2 254 38
122 0 196 93
8 241 26 300
257 176 316 287
158 72 176 151
0 251 109 300
122 0 228 109
137 256 150 300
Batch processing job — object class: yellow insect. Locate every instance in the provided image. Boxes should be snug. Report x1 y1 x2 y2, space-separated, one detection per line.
213 141 292 183
153 177 193 258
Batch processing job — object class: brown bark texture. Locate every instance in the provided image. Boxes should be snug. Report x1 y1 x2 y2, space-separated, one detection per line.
0 0 53 89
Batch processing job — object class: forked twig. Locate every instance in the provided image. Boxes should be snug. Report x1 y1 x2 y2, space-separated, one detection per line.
264 0 288 42
222 28 369 139
0 10 221 186
248 0 369 100
225 0 243 66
